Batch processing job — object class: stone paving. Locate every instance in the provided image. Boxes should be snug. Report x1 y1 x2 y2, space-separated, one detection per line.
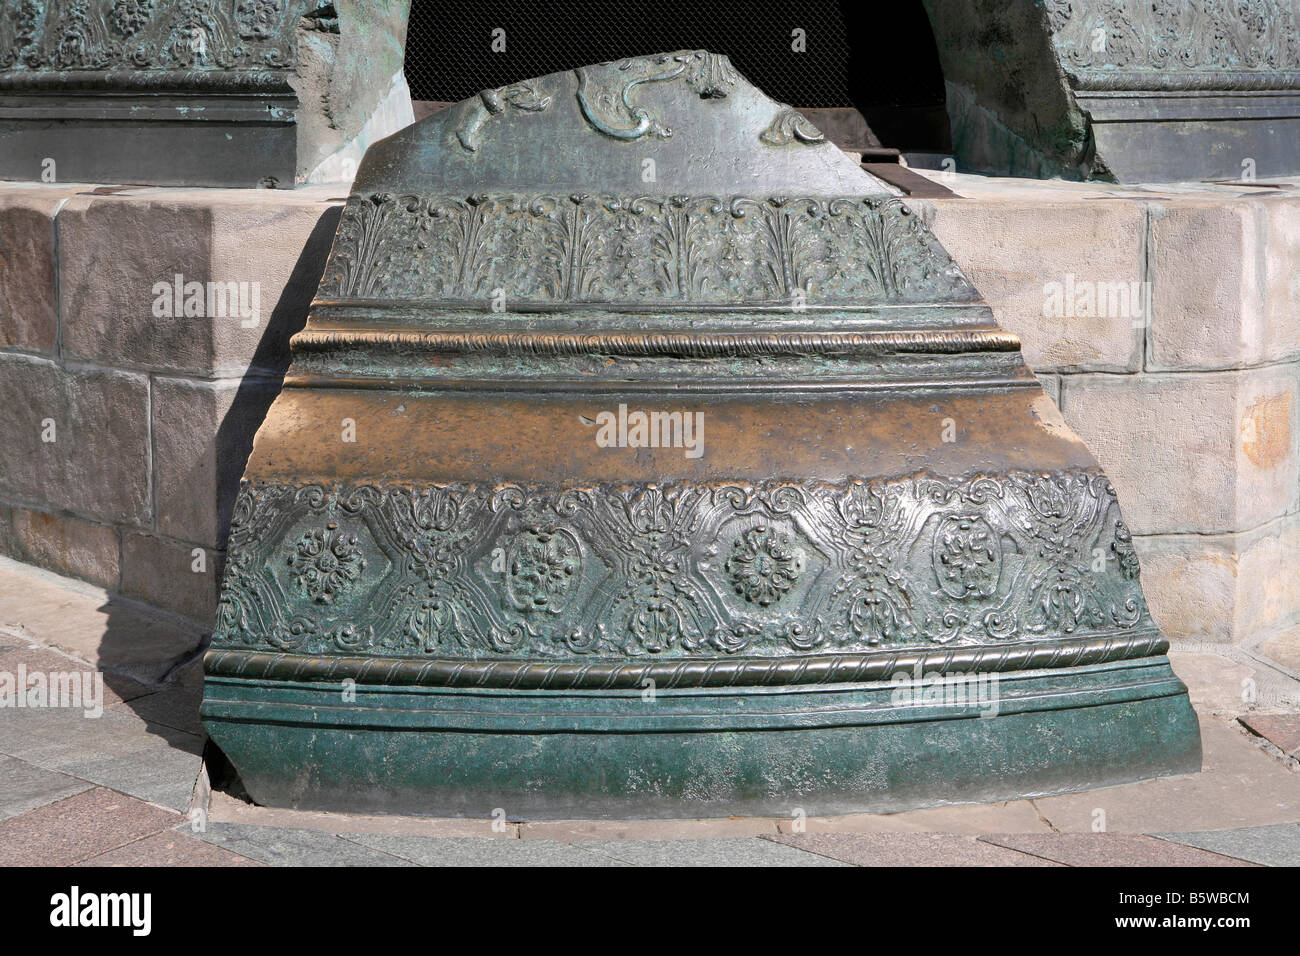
1 556 1298 867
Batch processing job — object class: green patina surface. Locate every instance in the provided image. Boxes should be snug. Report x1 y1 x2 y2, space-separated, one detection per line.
203 657 1199 818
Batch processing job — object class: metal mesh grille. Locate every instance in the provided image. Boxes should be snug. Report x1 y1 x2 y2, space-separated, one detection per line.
404 0 855 107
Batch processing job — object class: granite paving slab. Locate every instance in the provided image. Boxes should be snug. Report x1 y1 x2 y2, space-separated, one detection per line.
0 558 205 677
193 822 418 867
0 705 202 811
344 833 629 866
0 700 201 763
78 829 263 866
773 800 1051 835
114 680 204 737
980 833 1256 866
1029 716 1300 832
1239 714 1300 757
0 644 151 708
1153 824 1300 867
0 787 180 866
0 753 92 822
517 817 778 841
766 832 1060 866
580 837 847 867
58 746 202 813
205 789 522 838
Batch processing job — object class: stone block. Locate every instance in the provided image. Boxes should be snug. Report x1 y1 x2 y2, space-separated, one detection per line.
1036 373 1060 407
1262 196 1300 366
1061 366 1298 535
152 377 281 549
928 199 1144 373
1147 200 1270 371
0 503 119 591
1237 514 1300 638
1135 514 1300 643
0 185 80 352
120 532 222 625
206 194 343 377
58 189 341 376
58 193 212 373
1135 534 1238 643
0 354 150 525
0 2 412 189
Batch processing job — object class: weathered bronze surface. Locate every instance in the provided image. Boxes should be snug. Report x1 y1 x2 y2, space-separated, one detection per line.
925 0 1300 181
202 51 1200 817
0 1 409 187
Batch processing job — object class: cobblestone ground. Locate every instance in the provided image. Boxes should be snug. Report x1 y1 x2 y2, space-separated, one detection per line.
1 556 1297 867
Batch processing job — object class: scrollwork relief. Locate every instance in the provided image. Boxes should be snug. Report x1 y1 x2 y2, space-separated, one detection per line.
574 50 737 142
759 106 825 146
1045 0 1300 76
455 80 552 152
212 470 1152 661
4 0 300 73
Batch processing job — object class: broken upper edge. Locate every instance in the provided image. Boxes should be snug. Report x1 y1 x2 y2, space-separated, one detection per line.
352 50 898 198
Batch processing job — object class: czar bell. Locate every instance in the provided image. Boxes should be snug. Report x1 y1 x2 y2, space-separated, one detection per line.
202 51 1201 817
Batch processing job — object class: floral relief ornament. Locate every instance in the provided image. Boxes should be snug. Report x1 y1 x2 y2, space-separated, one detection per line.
287 525 367 605
213 471 1152 660
725 526 807 607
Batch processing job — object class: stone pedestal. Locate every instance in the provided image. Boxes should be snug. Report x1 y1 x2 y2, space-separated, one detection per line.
0 1 412 188
925 0 1300 182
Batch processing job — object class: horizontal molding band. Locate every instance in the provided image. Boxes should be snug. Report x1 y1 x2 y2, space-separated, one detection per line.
1067 70 1300 92
308 303 997 331
205 630 1169 690
0 103 294 123
290 328 1021 358
310 298 986 314
0 69 295 94
280 373 1036 393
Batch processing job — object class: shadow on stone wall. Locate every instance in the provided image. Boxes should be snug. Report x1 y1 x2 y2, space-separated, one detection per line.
212 204 343 554
95 205 344 769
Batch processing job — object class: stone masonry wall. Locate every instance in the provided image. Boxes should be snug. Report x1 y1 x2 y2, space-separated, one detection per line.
927 175 1300 646
0 183 342 622
0 175 1296 646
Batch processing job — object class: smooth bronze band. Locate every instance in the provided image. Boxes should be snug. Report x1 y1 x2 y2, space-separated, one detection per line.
205 630 1169 690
